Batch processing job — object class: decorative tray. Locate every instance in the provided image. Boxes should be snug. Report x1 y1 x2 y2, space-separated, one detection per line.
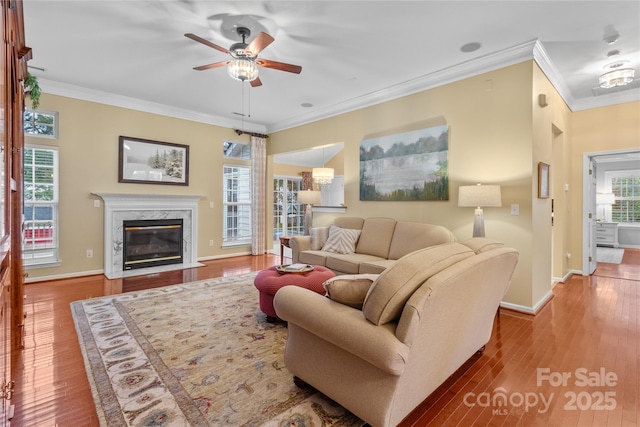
276 264 314 274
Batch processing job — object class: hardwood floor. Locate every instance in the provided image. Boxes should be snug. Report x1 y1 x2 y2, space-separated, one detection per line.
11 250 639 427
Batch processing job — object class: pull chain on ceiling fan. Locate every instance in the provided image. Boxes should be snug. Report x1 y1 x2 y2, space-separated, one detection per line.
185 26 302 87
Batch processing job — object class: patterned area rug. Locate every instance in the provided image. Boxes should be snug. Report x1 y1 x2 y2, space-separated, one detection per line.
71 272 364 427
596 247 625 264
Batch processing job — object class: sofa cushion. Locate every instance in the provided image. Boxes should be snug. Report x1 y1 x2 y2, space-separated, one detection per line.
462 237 504 254
363 243 474 325
388 222 455 260
355 217 397 258
310 226 330 250
298 250 328 266
326 253 386 275
322 225 361 254
333 217 365 230
359 259 397 274
323 274 379 309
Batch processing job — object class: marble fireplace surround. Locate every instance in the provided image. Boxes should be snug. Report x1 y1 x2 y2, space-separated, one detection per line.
93 193 204 279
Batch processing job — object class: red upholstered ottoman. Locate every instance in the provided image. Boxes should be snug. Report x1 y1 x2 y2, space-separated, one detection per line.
254 265 335 321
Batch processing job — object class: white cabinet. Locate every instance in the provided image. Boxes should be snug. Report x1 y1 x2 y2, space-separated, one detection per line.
595 222 619 247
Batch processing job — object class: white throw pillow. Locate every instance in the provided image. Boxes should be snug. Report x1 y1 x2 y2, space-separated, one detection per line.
321 225 361 254
310 226 330 250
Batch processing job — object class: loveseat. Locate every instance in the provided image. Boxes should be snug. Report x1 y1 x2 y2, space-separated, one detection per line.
289 217 455 275
274 238 518 427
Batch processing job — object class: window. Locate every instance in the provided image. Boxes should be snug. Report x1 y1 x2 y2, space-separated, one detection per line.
24 109 58 138
223 141 251 159
273 177 303 241
609 171 640 223
23 146 59 266
223 165 251 245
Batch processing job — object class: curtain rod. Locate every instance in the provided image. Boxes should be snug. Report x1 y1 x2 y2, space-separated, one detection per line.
234 129 269 139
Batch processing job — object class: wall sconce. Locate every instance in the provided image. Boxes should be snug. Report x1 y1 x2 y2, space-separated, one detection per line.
458 184 502 237
297 190 321 235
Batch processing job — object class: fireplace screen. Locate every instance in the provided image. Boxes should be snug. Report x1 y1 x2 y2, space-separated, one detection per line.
123 219 183 270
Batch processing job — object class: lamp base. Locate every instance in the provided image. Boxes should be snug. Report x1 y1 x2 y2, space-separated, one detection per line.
472 208 485 238
303 205 313 235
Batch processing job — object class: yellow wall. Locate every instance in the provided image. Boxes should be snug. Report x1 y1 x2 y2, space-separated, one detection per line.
270 62 542 308
26 63 638 313
531 63 572 307
570 101 640 268
26 93 254 280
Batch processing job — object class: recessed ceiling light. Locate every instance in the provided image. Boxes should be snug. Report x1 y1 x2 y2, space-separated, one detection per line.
301 103 313 108
460 42 482 53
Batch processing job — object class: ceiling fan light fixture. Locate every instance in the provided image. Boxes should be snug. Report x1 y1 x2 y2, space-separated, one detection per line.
227 58 259 82
599 68 635 88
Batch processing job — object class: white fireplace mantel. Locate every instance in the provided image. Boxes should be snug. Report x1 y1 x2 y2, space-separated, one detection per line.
92 193 204 279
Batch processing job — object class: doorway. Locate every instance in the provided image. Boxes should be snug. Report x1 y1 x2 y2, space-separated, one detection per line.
272 177 304 255
582 149 640 274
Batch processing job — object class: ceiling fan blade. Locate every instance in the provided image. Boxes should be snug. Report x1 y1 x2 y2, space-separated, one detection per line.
250 77 263 87
255 58 302 74
245 32 274 56
193 60 230 71
185 33 229 55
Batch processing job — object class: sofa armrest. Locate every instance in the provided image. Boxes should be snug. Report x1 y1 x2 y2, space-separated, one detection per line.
289 236 311 263
274 285 409 375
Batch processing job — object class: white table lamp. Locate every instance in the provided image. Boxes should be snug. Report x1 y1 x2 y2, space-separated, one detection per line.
458 184 502 237
297 190 321 235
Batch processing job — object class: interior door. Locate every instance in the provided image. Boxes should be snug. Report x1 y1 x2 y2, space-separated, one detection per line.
272 177 303 252
587 159 598 274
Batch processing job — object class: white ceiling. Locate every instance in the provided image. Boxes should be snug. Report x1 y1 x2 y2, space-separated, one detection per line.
23 1 640 136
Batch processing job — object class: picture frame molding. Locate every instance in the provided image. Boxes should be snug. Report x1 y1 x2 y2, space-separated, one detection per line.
118 136 189 186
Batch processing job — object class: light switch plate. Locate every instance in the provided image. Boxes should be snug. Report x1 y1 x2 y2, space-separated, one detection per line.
511 204 520 215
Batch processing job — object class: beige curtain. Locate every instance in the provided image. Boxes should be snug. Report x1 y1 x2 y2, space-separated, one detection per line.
251 135 267 255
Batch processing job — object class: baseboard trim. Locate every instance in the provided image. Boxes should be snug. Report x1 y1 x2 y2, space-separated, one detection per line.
24 252 257 283
197 251 252 261
25 269 104 284
500 290 554 315
552 270 576 285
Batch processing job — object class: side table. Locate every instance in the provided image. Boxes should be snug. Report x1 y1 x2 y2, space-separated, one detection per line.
279 235 292 264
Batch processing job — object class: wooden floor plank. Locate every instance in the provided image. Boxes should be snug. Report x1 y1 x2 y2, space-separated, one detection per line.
10 250 640 427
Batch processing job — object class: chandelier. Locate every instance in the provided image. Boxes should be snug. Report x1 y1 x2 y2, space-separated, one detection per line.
599 68 635 88
312 167 334 186
227 58 259 82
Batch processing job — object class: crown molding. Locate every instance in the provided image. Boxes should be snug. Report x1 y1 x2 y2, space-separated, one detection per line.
38 39 638 133
268 40 541 132
37 78 268 133
570 88 640 111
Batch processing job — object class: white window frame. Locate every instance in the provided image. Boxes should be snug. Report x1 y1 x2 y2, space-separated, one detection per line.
23 144 60 267
24 109 59 139
606 170 640 224
222 164 252 247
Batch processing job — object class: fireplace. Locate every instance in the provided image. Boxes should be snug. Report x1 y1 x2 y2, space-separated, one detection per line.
93 193 203 279
123 219 183 270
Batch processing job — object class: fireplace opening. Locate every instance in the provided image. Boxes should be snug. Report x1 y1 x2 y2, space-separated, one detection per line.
123 219 183 270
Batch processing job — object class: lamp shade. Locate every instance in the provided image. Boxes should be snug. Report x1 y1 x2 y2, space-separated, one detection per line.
312 167 334 185
596 193 615 205
297 190 321 206
458 184 502 208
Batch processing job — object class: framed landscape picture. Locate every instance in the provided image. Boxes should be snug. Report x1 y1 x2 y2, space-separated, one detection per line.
118 136 189 186
359 124 449 201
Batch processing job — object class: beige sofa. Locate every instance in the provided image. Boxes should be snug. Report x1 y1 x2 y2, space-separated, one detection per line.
289 217 455 275
274 238 518 427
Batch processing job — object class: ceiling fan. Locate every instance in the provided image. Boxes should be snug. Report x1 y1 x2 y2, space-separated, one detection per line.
185 27 302 87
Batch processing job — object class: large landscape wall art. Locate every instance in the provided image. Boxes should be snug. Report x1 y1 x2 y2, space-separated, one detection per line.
359 124 449 201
